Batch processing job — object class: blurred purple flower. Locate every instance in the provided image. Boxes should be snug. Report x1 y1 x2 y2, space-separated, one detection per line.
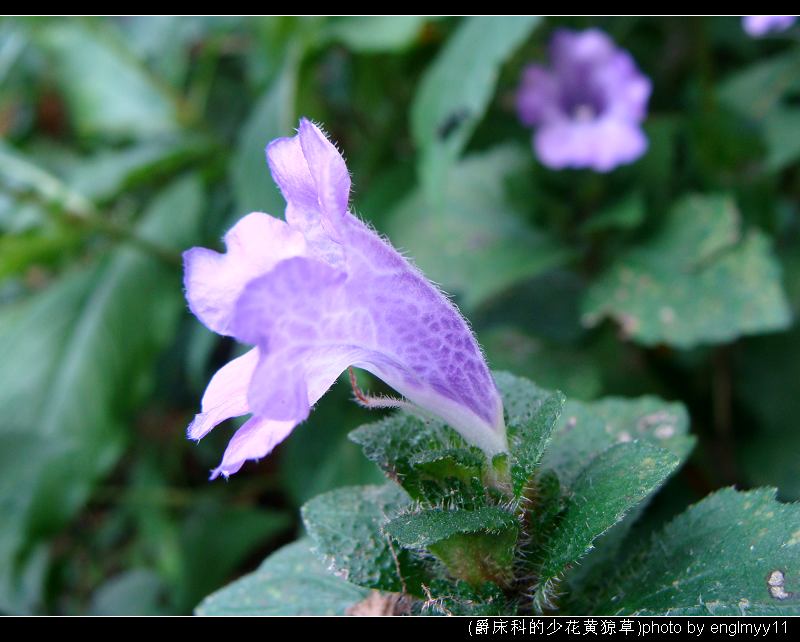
516 28 651 172
184 119 506 478
742 16 796 37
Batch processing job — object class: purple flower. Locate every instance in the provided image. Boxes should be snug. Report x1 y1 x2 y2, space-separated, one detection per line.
516 28 651 172
184 119 506 478
742 16 796 37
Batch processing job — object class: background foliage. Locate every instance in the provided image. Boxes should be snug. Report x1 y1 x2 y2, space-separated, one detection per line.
0 16 798 614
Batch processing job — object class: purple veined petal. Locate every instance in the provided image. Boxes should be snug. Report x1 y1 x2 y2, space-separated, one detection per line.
183 213 306 335
297 119 351 230
230 234 507 457
187 347 260 441
186 117 508 478
266 119 351 264
232 256 352 425
743 15 796 37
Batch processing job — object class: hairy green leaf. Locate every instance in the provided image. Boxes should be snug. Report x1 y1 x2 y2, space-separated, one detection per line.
586 488 800 615
195 539 369 616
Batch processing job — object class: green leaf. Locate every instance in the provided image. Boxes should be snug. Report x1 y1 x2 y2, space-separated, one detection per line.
324 16 426 52
38 21 179 139
348 408 497 505
408 448 485 498
387 506 517 549
543 395 694 490
65 138 210 203
387 506 518 587
230 50 298 221
195 539 369 616
533 441 681 607
349 414 450 488
0 433 58 613
762 107 800 173
583 194 791 348
493 372 565 498
539 394 695 595
89 570 169 616
0 141 95 216
387 145 569 310
719 49 800 120
0 226 84 281
411 16 539 193
586 488 800 615
0 176 203 604
301 484 417 593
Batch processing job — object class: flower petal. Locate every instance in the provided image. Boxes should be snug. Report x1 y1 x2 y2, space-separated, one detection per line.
516 66 560 126
229 222 507 456
187 348 260 441
535 117 647 172
743 15 796 37
183 213 306 335
210 415 296 480
266 118 350 250
231 256 349 422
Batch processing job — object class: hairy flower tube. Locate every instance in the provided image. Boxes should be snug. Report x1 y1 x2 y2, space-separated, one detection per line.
184 119 506 478
742 16 796 37
516 28 651 172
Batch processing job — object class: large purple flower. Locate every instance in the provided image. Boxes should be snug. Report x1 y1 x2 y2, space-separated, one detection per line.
184 119 506 478
516 28 651 172
742 16 796 37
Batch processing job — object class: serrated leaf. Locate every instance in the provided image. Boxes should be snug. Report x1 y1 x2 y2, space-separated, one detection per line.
387 506 518 587
301 484 418 593
387 145 569 310
583 194 791 348
586 488 800 615
543 395 694 490
540 394 694 594
533 442 681 606
494 371 565 497
425 578 513 616
348 412 493 507
195 539 369 616
349 414 450 487
411 16 539 194
39 21 179 139
387 506 517 549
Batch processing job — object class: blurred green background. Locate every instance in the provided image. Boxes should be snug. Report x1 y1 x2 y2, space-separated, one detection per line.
1 16 799 614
